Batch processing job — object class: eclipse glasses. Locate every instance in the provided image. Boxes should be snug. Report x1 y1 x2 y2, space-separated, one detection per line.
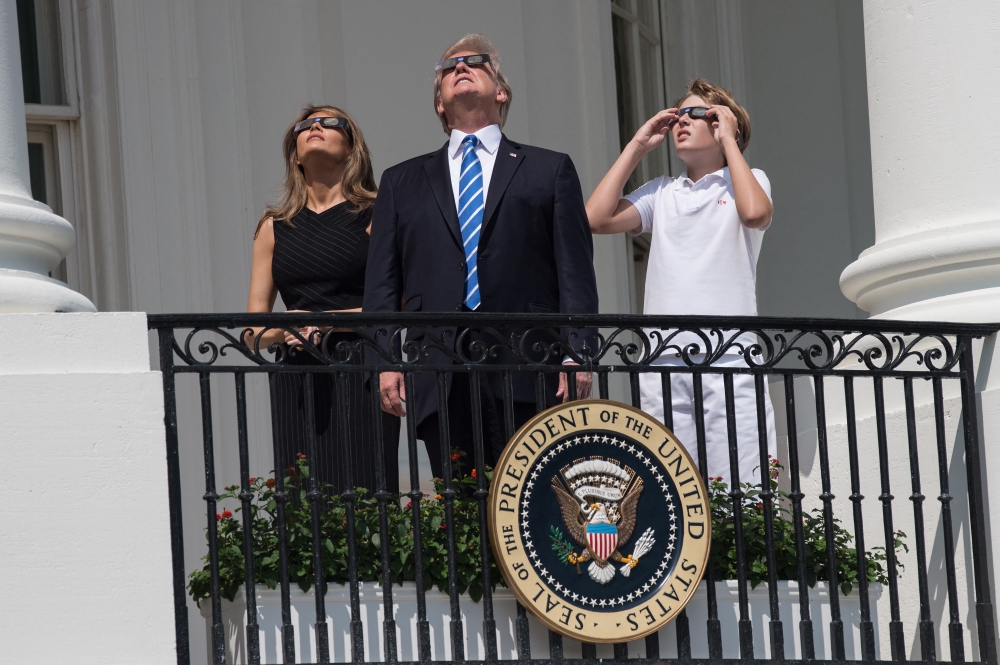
667 106 712 127
294 116 353 143
435 53 492 72
667 106 743 148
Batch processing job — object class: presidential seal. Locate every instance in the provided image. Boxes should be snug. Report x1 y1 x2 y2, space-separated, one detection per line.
488 399 710 643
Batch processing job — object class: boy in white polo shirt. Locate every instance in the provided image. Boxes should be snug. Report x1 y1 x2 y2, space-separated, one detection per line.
587 78 776 489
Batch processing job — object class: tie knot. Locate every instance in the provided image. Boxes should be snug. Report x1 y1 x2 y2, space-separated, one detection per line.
463 135 479 149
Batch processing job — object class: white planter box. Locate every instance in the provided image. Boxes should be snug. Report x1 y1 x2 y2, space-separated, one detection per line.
200 580 882 663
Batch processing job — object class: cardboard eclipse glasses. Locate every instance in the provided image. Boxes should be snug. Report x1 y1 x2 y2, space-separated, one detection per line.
294 116 353 143
668 106 743 148
435 53 492 72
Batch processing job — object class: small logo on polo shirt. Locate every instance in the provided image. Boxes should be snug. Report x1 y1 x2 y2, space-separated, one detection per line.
717 200 727 205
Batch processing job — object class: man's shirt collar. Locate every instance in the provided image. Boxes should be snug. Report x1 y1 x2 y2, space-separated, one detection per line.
448 124 502 158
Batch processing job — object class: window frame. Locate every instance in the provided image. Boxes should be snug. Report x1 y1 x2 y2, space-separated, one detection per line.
611 0 671 185
21 0 79 117
611 0 671 313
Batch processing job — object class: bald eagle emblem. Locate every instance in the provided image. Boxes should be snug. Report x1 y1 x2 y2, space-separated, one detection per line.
551 458 656 584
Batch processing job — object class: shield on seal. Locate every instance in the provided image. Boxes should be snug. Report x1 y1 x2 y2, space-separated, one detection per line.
586 522 618 561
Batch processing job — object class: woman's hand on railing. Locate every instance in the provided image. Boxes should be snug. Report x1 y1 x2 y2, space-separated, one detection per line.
243 326 286 349
245 309 352 349
284 326 321 346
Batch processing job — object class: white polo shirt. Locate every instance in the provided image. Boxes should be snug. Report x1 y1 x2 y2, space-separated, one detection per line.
624 167 771 354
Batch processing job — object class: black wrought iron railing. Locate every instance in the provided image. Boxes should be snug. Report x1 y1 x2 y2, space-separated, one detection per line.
149 313 999 665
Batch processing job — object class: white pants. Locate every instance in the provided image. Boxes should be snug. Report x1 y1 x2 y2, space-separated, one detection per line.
639 356 776 490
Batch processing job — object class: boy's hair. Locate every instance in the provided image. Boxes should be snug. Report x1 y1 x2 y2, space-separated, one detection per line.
673 79 751 153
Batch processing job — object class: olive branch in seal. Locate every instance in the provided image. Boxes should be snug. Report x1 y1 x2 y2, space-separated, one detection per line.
550 526 582 574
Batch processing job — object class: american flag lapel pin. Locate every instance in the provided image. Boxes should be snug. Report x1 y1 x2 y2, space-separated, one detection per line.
510 152 517 158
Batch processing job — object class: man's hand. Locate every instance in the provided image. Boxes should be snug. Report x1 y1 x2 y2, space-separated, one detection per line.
707 105 740 149
556 362 593 403
629 108 678 155
380 371 407 417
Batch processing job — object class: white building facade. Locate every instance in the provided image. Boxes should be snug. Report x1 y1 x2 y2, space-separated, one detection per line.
4 2 1000 665
12 0 876 320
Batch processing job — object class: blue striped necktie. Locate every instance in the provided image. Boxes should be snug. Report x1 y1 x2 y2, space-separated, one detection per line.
459 135 484 310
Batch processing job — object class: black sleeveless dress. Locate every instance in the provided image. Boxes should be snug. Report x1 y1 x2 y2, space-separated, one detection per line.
271 203 400 494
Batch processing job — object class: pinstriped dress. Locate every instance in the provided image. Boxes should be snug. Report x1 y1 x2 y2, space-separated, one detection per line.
271 202 400 494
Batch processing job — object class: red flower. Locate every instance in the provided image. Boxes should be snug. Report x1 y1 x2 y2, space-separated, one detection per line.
471 469 477 478
297 453 307 459
404 501 413 510
440 524 446 530
265 478 276 489
215 513 221 520
249 477 256 484
451 453 462 462
219 509 233 519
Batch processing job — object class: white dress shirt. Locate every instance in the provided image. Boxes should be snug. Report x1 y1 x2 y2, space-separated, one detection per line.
446 123 574 364
447 124 502 213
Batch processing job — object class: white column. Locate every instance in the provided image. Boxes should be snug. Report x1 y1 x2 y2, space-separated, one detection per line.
840 0 1000 321
0 0 93 312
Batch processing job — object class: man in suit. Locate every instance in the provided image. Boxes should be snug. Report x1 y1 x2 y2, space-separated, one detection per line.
364 33 599 480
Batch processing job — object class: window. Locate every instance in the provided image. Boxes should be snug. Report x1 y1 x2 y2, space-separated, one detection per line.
612 0 670 191
17 0 66 105
26 124 68 281
612 0 668 313
19 0 78 283
26 125 58 209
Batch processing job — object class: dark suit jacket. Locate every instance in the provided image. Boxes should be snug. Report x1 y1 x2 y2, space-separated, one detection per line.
363 134 599 427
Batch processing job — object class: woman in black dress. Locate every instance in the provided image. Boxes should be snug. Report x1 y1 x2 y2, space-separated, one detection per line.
246 105 399 494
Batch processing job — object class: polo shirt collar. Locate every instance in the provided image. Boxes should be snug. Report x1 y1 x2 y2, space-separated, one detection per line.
448 124 502 158
677 166 731 187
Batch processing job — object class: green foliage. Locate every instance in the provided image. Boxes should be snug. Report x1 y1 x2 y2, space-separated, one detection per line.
708 459 908 596
188 453 502 603
190 455 908 604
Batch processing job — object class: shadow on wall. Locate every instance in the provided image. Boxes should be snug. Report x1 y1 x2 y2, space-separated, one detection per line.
662 0 875 318
769 373 979 661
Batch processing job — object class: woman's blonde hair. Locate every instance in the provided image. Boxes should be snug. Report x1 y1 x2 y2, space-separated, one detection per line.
256 105 376 236
433 34 513 135
674 79 752 152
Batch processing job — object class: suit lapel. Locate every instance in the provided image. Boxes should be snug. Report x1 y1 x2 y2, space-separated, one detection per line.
423 144 463 249
482 135 525 232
